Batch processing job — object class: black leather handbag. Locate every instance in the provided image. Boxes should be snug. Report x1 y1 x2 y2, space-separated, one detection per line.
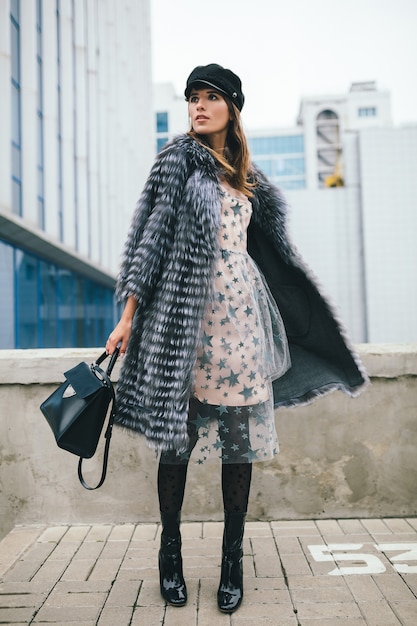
40 348 119 490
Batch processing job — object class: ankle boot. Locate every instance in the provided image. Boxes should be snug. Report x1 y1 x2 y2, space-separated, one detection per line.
158 511 187 607
217 510 246 613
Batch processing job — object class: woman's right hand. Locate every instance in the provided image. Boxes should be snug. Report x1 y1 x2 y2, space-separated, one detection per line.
105 295 138 355
106 318 132 356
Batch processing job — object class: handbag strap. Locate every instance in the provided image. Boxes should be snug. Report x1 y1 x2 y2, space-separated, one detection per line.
77 347 119 490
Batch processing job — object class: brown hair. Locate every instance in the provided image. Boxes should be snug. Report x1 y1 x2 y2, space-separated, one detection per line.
187 99 255 197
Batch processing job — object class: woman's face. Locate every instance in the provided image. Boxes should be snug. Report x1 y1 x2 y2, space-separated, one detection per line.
188 87 231 148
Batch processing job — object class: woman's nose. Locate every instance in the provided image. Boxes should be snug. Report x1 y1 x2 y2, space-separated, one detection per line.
196 99 205 110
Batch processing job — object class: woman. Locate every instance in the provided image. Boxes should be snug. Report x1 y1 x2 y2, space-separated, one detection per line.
106 63 367 613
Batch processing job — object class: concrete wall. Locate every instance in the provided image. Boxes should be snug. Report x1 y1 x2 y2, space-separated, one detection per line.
0 345 416 540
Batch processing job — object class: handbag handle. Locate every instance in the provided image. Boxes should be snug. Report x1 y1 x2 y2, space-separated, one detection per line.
78 346 120 490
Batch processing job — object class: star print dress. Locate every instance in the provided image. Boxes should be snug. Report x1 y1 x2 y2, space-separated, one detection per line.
162 184 291 465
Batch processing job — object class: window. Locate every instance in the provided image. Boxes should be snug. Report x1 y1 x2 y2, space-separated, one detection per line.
0 240 118 349
56 0 64 241
37 0 45 229
157 137 168 153
10 0 22 216
156 111 169 133
248 134 304 156
358 107 377 117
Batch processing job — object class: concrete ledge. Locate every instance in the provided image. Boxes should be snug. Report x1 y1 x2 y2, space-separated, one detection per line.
0 345 416 541
1 343 417 384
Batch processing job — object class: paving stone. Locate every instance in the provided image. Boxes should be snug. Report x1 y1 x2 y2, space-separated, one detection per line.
244 521 273 537
202 522 224 538
361 519 392 536
164 602 197 625
61 526 91 542
345 574 385 601
287 575 350 589
383 518 417 534
1 519 417 625
250 536 277 555
231 617 298 626
44 590 106 607
48 541 82 560
54 580 111 593
253 553 283 577
406 518 417 532
0 580 54 594
100 540 129 559
279 553 312 577
357 600 402 625
33 622 96 626
107 523 135 541
31 558 69 582
391 601 417 623
34 604 102 622
181 522 203 539
295 600 363 619
37 526 69 543
291 582 354 605
373 573 417 602
302 617 367 626
230 601 296 620
131 524 158 541
182 537 220 557
275 537 304 556
337 518 369 535
196 604 231 625
96 605 134 625
88 558 122 581
271 521 321 538
0 607 37 622
72 540 104 560
136 578 165 606
105 578 141 606
131 605 166 625
316 519 345 536
84 525 113 542
0 592 44 607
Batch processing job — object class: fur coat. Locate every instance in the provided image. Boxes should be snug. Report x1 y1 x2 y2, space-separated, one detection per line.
114 134 368 453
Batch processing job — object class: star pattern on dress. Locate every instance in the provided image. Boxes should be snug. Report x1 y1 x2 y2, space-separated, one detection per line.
190 185 282 466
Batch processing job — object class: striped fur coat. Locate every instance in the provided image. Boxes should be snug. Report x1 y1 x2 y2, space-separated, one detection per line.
114 134 367 453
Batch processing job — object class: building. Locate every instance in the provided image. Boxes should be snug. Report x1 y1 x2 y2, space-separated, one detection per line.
154 82 188 153
249 82 417 344
0 0 153 349
155 81 417 343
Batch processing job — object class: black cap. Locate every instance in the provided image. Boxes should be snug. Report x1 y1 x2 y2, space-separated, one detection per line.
184 63 245 111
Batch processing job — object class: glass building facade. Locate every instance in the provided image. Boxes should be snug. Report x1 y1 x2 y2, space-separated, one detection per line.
248 133 306 190
0 239 116 350
1 0 149 350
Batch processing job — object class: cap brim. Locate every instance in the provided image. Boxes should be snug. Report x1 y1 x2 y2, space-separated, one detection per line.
186 80 228 98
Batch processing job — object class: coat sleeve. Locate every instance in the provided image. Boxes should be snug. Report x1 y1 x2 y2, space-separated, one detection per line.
115 141 191 307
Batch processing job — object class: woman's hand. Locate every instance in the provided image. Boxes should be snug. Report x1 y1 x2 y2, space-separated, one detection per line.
105 296 138 355
106 319 132 355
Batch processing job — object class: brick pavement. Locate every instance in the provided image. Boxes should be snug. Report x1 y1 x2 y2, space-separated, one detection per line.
0 518 416 625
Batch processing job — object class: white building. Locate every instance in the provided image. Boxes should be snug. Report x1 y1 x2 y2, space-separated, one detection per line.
0 0 153 349
154 81 417 343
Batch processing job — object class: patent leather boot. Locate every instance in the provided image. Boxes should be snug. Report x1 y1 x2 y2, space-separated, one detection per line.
159 512 187 607
217 510 246 613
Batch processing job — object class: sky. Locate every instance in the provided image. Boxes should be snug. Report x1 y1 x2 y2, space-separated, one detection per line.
150 0 417 131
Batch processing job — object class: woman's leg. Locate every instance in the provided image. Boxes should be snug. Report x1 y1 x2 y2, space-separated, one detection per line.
157 398 199 607
217 404 253 614
217 462 252 613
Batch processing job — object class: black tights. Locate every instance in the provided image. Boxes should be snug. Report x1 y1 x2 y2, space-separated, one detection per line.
157 461 252 515
158 397 253 515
